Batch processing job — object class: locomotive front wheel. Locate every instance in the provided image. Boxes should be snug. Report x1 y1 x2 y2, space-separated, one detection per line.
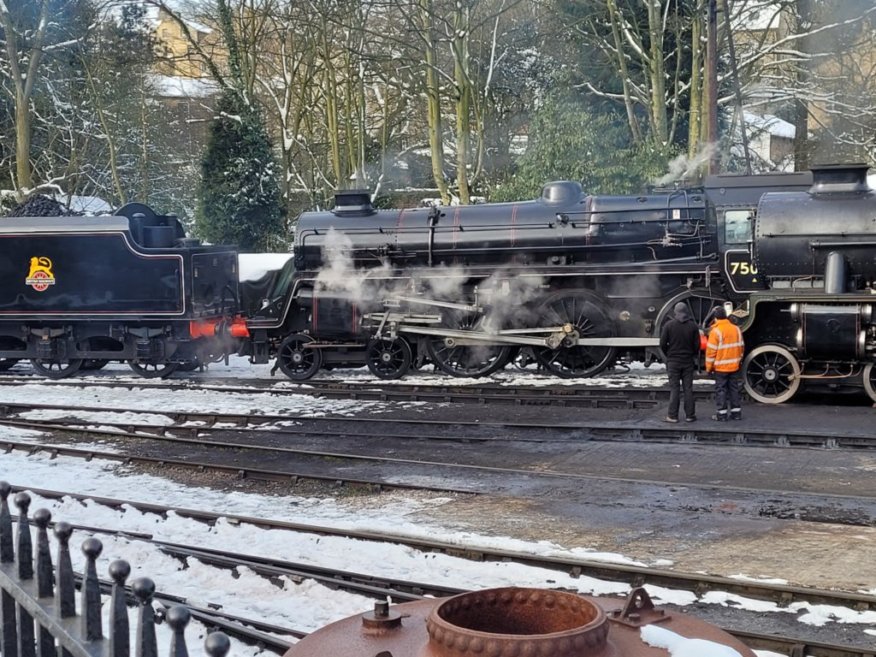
743 345 801 404
277 334 323 380
425 311 511 378
366 338 412 380
534 291 616 378
30 358 84 379
129 362 179 379
0 359 19 372
862 363 876 403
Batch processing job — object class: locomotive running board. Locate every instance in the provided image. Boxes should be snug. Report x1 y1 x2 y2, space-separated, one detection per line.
390 325 660 348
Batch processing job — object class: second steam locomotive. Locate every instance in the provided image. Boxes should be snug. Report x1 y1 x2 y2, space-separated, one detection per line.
3 163 876 404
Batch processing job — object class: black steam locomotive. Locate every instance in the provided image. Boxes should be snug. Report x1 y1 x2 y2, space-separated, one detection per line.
0 203 241 378
5 163 876 406
243 163 876 404
241 170 815 384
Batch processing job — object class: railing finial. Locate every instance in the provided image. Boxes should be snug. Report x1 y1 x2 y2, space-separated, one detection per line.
109 560 132 657
166 606 191 657
133 577 158 657
14 492 32 580
81 538 104 641
0 481 14 563
53 522 75 618
33 509 53 598
204 632 230 657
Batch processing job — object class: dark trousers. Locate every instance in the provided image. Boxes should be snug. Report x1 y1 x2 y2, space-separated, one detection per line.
714 370 742 413
667 362 695 419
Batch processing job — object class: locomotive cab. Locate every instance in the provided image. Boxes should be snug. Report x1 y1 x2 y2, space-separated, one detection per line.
704 171 813 296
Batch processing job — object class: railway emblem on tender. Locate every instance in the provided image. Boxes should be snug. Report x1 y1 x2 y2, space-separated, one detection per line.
25 256 55 292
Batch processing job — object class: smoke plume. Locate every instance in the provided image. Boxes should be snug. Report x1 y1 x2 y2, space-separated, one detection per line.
654 144 717 186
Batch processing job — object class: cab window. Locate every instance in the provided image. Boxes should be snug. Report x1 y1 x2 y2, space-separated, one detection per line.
724 209 753 244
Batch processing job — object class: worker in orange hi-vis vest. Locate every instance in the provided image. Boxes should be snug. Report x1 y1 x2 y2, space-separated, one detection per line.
704 306 745 421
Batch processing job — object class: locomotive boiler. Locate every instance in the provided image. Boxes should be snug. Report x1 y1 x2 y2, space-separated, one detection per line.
0 203 241 378
734 164 876 404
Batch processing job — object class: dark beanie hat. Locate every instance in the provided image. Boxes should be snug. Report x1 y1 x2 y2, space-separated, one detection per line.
714 306 727 320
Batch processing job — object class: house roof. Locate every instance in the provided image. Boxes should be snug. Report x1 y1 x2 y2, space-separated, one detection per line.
745 111 795 139
149 74 218 98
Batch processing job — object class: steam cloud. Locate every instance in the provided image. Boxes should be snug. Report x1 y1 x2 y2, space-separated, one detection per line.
654 143 717 186
313 230 546 334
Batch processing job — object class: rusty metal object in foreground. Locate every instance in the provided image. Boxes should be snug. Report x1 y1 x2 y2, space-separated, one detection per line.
285 586 756 657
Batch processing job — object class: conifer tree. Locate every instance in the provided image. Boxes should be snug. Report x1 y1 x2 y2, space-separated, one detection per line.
196 90 283 250
194 0 283 250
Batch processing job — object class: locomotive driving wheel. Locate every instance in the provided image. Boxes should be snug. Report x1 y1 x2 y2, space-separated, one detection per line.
656 290 727 340
533 291 616 378
30 358 84 379
862 363 876 403
277 333 323 380
129 361 179 379
366 337 412 380
743 344 801 404
425 311 511 378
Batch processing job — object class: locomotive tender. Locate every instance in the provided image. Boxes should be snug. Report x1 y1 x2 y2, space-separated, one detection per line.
0 203 242 378
6 163 876 405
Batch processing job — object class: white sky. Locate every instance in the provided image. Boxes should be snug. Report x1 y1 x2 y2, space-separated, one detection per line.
0 359 872 657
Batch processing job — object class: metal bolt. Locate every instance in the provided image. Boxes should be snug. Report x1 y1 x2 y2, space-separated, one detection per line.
374 601 389 618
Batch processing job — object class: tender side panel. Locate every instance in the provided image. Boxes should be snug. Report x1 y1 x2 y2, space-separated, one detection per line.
0 233 183 315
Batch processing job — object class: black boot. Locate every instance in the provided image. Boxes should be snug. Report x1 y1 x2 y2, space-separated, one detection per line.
711 412 728 421
730 409 742 421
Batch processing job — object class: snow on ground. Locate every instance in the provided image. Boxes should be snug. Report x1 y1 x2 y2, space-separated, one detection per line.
1 359 869 655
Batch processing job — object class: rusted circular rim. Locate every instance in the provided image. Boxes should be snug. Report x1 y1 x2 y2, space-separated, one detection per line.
426 587 608 656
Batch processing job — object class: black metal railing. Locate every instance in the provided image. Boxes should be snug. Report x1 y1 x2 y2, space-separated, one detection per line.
0 481 231 657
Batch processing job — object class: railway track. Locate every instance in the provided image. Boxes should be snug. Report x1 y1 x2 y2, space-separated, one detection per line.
7 407 876 507
0 375 712 409
9 486 875 657
6 401 876 537
1 399 873 452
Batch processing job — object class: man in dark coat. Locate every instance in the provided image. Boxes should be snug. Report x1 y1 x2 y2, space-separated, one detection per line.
659 302 702 423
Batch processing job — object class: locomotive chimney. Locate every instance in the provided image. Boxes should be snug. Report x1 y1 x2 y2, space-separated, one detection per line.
809 164 870 196
333 189 375 216
540 181 583 205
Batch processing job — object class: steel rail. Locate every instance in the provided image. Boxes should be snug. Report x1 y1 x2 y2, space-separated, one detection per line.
0 376 715 409
0 432 471 494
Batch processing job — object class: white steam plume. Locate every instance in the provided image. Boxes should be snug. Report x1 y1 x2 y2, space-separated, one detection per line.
654 143 717 186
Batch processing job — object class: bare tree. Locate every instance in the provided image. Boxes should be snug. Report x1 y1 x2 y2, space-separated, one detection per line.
0 0 81 197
